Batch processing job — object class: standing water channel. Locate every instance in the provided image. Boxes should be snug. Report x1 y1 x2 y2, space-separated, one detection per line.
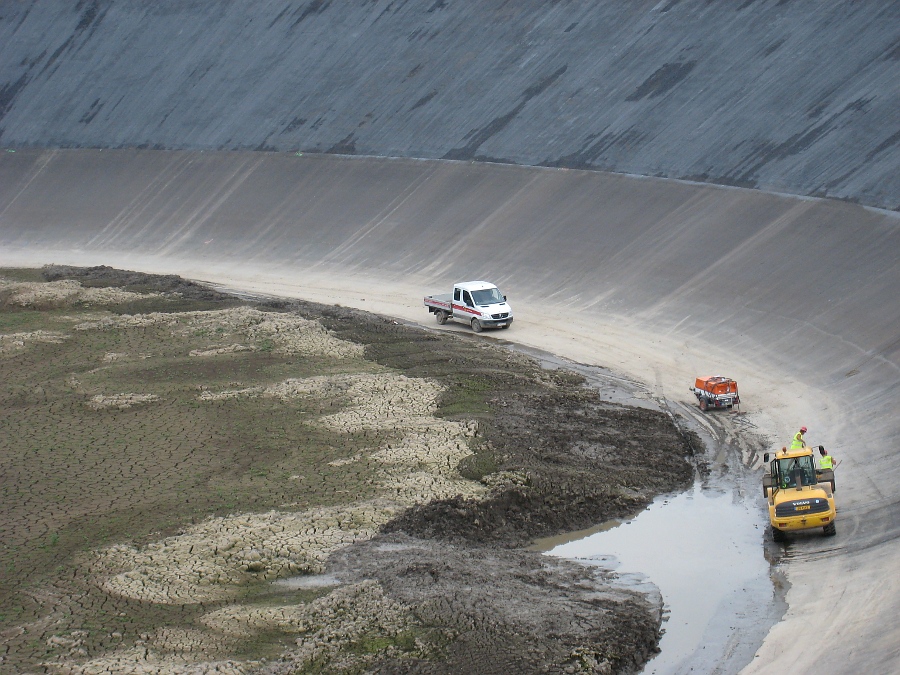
515 347 782 674
538 481 778 674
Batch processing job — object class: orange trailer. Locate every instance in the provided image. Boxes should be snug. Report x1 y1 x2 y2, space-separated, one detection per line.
690 376 740 411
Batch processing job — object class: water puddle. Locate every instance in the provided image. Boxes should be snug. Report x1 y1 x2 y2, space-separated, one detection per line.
272 573 341 589
542 482 772 674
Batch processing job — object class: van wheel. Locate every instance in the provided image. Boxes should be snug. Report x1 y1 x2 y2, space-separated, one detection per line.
772 527 786 543
471 319 483 333
823 522 836 537
435 311 448 325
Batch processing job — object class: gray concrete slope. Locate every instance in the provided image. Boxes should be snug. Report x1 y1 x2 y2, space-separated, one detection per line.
1 148 898 672
1 1 899 210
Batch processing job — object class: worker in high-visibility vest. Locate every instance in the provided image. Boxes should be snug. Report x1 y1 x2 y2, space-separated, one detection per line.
819 445 839 469
791 426 807 449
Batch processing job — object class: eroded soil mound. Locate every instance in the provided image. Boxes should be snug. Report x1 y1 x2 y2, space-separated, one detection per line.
265 534 660 675
41 264 235 302
0 266 694 674
385 392 694 547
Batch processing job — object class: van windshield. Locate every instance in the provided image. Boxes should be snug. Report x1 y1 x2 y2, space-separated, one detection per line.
471 287 504 306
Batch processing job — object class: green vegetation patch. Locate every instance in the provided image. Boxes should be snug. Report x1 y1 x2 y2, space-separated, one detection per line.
0 268 551 671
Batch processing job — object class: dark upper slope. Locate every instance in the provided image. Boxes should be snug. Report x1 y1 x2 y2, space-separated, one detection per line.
0 0 898 210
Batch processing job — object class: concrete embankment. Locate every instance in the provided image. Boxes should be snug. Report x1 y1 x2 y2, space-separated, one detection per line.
1 1 898 209
1 148 898 672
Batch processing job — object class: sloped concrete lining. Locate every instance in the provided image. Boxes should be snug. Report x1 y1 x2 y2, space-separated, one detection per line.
1 149 899 673
1 2 898 209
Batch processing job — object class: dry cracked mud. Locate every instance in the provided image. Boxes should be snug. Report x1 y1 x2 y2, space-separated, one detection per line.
0 266 696 674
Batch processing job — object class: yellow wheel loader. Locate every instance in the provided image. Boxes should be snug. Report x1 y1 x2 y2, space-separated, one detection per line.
762 446 837 542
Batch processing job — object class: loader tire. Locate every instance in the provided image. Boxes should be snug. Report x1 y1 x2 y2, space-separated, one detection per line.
435 311 448 325
823 522 836 537
471 319 483 333
772 527 787 543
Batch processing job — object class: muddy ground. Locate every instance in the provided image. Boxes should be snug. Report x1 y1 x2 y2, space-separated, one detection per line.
0 265 697 674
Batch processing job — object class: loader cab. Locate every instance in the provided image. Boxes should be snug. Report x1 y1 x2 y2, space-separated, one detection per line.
764 450 816 490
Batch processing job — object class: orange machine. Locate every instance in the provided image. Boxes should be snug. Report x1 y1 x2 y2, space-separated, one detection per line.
690 376 740 411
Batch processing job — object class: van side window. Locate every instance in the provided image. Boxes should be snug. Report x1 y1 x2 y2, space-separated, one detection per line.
463 290 474 307
454 288 461 302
